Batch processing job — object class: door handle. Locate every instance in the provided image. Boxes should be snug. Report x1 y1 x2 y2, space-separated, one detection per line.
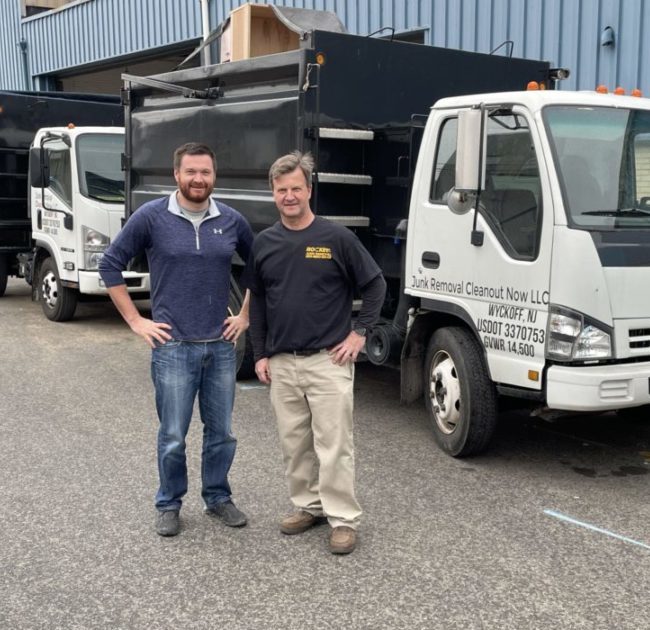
422 251 440 269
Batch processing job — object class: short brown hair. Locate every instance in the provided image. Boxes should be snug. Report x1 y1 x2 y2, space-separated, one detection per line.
173 142 217 172
268 151 314 189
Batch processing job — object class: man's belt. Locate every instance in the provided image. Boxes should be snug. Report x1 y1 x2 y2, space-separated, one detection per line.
293 349 322 357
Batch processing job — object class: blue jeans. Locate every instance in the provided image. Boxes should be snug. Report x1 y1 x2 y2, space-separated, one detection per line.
150 339 237 511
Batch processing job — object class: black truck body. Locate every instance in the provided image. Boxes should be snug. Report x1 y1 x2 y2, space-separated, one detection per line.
123 30 551 315
0 90 122 295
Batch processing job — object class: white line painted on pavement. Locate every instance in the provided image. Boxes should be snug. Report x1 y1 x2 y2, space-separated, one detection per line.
544 509 650 551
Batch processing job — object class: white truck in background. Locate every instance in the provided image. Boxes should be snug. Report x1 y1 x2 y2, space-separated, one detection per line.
0 91 148 321
28 125 149 321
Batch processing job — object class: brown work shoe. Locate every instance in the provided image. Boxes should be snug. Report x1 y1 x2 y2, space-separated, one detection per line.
329 526 357 554
280 510 323 535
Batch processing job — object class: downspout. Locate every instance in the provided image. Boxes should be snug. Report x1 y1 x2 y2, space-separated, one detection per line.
199 0 211 66
18 39 30 90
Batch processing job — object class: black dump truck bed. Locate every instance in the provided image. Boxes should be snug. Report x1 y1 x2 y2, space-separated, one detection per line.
0 91 122 264
124 30 551 282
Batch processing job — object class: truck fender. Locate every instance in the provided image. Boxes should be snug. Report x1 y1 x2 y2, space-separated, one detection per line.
400 299 491 404
31 244 56 301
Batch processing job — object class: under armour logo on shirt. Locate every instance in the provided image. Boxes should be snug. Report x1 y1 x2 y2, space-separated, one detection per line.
213 228 223 234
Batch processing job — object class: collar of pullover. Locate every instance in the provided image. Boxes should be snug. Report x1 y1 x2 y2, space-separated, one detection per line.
167 191 221 219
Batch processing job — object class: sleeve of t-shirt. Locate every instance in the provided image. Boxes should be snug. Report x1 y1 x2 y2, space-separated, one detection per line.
340 229 382 289
240 237 263 295
249 290 269 361
98 209 151 288
240 239 268 359
357 273 387 328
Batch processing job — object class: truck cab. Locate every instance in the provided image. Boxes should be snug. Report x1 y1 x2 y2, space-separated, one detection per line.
405 89 650 455
30 126 149 320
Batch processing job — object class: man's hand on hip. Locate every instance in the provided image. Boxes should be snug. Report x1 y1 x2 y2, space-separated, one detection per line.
330 331 365 365
223 313 249 342
129 316 172 348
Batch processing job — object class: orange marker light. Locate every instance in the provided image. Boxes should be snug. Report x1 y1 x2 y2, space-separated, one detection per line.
527 81 540 91
539 82 546 90
528 370 540 382
315 52 326 65
67 123 76 129
614 86 626 95
596 84 608 93
632 88 643 97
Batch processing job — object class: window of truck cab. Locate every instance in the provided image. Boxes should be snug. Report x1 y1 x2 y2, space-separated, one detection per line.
75 133 125 203
430 112 543 260
543 105 650 230
45 139 73 207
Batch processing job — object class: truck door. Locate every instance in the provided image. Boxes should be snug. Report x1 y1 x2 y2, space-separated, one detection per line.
407 107 553 390
33 137 76 276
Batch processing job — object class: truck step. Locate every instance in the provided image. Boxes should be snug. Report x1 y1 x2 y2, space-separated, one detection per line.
317 172 372 185
320 215 370 227
318 128 375 141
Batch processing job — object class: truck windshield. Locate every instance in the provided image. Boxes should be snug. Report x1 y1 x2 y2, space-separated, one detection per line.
76 133 124 203
544 105 650 229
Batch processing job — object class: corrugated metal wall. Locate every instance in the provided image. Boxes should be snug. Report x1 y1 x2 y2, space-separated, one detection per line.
22 0 203 77
0 1 27 90
2 0 650 93
211 0 650 92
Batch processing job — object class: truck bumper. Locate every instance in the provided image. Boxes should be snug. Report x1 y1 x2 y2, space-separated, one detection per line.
546 361 650 411
78 270 150 295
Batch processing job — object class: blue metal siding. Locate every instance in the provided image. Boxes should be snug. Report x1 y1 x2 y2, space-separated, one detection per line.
0 1 26 90
2 0 650 94
23 0 203 76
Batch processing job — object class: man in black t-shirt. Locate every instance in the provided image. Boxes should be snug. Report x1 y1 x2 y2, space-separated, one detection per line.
245 151 386 555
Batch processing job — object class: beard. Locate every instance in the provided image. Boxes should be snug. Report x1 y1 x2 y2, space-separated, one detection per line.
178 181 214 204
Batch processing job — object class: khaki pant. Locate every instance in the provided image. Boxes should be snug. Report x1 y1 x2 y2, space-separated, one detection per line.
269 351 362 529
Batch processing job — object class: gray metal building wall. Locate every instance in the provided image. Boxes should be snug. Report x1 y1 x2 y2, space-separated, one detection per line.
0 1 28 90
1 0 650 94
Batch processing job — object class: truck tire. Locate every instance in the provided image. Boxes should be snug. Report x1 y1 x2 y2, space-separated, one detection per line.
228 285 255 380
424 327 498 457
40 257 78 322
0 256 7 297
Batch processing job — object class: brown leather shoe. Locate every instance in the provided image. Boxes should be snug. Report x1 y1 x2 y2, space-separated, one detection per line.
329 526 357 554
280 510 324 535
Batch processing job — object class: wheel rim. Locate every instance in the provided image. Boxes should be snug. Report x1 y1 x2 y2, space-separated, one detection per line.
428 350 462 435
41 270 59 309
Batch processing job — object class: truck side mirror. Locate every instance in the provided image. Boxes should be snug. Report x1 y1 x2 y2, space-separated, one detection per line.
29 147 50 188
455 108 486 193
446 108 487 218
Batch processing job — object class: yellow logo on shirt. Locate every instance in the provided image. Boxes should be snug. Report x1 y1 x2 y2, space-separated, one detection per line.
305 246 332 260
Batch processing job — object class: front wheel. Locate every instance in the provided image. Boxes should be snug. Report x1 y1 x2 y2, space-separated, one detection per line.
40 257 78 321
424 327 498 457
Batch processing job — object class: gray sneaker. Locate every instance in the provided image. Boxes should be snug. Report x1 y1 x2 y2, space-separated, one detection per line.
156 510 180 537
205 500 248 527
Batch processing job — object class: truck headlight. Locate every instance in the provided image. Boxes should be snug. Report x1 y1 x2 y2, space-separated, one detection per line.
546 305 612 361
83 226 110 270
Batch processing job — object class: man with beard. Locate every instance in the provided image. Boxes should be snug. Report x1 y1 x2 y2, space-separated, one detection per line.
99 142 253 537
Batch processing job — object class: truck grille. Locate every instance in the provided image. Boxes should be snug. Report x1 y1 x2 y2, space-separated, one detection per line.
629 328 650 349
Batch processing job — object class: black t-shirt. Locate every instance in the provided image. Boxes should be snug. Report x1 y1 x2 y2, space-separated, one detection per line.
245 216 381 357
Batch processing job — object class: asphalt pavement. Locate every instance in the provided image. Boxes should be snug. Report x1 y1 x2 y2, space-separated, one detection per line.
2 277 650 630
